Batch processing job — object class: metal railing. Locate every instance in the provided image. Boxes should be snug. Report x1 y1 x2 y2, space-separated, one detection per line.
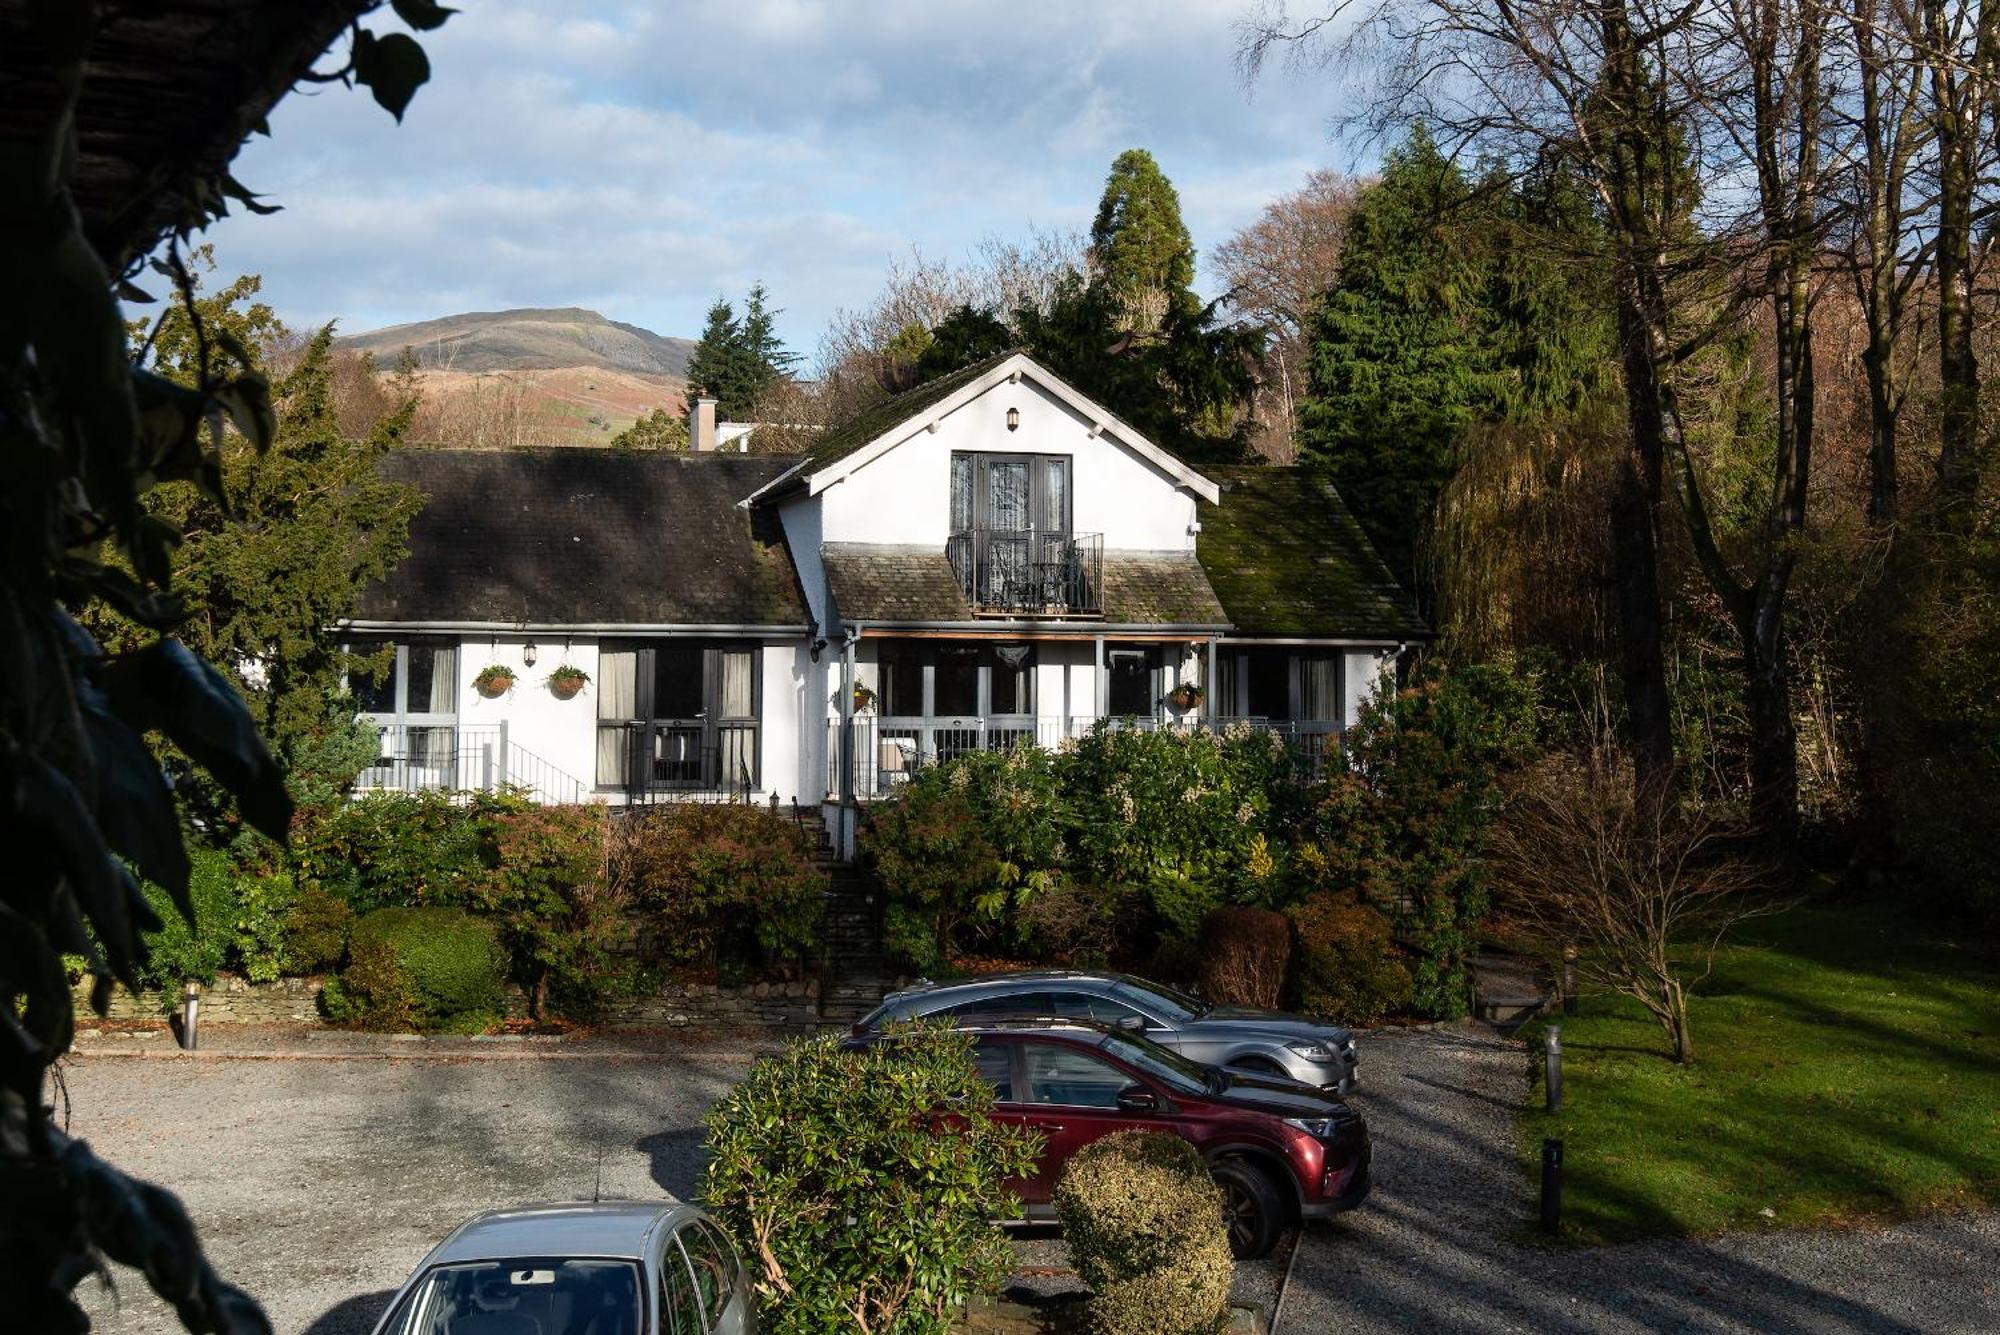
603 720 760 801
946 529 1104 615
828 713 1344 798
355 723 588 805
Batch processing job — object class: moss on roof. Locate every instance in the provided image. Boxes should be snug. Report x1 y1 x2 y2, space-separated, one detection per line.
1197 467 1428 640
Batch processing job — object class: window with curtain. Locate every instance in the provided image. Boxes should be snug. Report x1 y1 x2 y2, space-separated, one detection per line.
595 641 761 793
1300 655 1342 722
346 638 460 782
596 648 638 788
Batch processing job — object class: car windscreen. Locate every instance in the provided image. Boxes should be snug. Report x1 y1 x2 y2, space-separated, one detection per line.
1110 975 1209 1022
377 1257 642 1335
1095 1029 1211 1095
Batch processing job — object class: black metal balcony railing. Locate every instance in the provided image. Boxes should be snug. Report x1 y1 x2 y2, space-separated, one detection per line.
946 529 1104 616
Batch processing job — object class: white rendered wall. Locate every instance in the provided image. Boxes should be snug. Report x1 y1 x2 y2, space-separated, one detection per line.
1343 651 1394 727
762 641 809 804
454 634 603 798
816 379 1200 553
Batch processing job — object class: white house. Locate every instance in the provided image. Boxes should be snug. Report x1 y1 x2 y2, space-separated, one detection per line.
343 352 1427 854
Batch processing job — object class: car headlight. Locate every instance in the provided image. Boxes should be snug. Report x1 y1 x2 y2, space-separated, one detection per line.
1284 1116 1341 1138
1286 1040 1337 1063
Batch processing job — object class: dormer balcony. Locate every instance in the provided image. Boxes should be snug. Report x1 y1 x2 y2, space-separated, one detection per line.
946 528 1104 617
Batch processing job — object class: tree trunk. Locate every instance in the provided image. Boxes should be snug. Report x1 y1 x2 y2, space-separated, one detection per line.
1926 0 1990 517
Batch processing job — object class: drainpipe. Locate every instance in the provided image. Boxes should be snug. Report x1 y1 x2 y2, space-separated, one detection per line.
1205 636 1219 727
1093 633 1107 721
838 627 857 810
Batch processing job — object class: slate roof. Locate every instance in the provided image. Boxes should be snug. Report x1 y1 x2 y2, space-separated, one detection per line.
355 450 807 626
1101 554 1228 624
1197 467 1428 640
820 543 1228 626
822 544 969 622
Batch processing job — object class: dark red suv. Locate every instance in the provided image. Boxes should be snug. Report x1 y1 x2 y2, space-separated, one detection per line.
857 1018 1370 1258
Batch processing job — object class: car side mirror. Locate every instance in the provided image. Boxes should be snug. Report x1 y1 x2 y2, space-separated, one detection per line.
1116 1084 1159 1113
1115 1014 1147 1033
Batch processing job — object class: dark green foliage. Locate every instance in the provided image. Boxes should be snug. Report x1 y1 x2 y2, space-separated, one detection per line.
702 1027 1040 1334
323 907 505 1032
1286 893 1414 1025
292 791 494 912
1299 127 1615 590
684 285 798 419
862 729 1302 969
1013 272 1263 463
1052 1131 1232 1335
281 884 355 975
912 304 1015 383
1090 148 1199 315
609 804 826 980
1 3 445 1324
1299 660 1539 1018
136 852 237 990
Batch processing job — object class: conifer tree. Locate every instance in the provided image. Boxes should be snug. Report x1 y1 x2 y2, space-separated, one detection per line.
1090 148 1199 329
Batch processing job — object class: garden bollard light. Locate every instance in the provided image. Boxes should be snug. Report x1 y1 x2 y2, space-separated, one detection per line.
1540 1138 1564 1234
1545 1024 1562 1113
1562 944 1578 1016
181 981 200 1052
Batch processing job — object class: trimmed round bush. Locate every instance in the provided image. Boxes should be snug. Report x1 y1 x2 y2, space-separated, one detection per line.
1053 1131 1232 1335
323 907 505 1032
1286 892 1414 1025
1195 905 1291 1008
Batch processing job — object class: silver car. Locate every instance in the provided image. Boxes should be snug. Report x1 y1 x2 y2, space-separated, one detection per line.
370 1201 756 1335
857 970 1360 1093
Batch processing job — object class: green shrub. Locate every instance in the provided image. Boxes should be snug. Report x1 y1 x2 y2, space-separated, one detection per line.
610 805 825 979
1195 906 1290 1008
137 851 236 990
1052 1131 1232 1335
282 884 355 974
863 785 1005 972
1286 893 1413 1024
1298 660 1538 1018
474 802 627 1018
701 1027 1039 1334
291 791 493 912
229 865 296 983
325 907 505 1032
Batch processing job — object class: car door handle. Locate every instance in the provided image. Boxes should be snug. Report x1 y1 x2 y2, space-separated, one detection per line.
1031 1120 1066 1132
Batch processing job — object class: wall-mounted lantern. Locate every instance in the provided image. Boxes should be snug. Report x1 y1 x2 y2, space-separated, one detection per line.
1006 406 1020 432
523 641 539 667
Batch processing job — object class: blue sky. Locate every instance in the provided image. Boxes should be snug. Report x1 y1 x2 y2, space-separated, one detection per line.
209 1 1353 359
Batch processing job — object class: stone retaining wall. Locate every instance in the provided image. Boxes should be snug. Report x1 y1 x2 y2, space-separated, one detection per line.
72 974 844 1032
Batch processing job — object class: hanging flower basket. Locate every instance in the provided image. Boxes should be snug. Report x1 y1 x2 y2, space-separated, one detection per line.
852 682 877 713
548 665 590 700
473 664 517 698
1167 682 1205 712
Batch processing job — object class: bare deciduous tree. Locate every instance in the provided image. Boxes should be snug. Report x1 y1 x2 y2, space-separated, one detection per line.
1490 754 1774 1063
1213 167 1366 459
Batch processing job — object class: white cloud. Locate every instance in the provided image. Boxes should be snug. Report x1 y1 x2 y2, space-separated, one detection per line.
204 0 1358 349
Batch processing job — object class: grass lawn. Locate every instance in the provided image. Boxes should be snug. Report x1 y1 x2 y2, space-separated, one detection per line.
1517 900 2000 1244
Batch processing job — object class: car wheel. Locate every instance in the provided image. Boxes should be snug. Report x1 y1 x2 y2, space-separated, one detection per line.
1211 1159 1285 1260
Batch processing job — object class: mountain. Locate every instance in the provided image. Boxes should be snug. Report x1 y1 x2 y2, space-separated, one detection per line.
337 307 696 378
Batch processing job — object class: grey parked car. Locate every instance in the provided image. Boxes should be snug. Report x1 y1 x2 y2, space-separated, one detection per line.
370 1201 755 1335
856 970 1360 1093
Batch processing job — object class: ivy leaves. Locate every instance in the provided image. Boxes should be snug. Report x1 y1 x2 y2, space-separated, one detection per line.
318 3 460 123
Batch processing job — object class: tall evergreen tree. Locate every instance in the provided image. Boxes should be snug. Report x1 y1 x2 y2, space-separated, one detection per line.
684 297 746 411
1089 148 1199 328
1299 128 1502 589
685 286 799 419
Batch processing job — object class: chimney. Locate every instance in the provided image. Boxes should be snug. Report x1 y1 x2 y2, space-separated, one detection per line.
689 394 717 452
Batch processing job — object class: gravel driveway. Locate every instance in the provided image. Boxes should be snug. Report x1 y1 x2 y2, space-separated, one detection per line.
62 1037 760 1335
1280 1026 2000 1334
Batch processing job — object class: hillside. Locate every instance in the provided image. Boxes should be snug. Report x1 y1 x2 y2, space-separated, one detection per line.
337 307 695 377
